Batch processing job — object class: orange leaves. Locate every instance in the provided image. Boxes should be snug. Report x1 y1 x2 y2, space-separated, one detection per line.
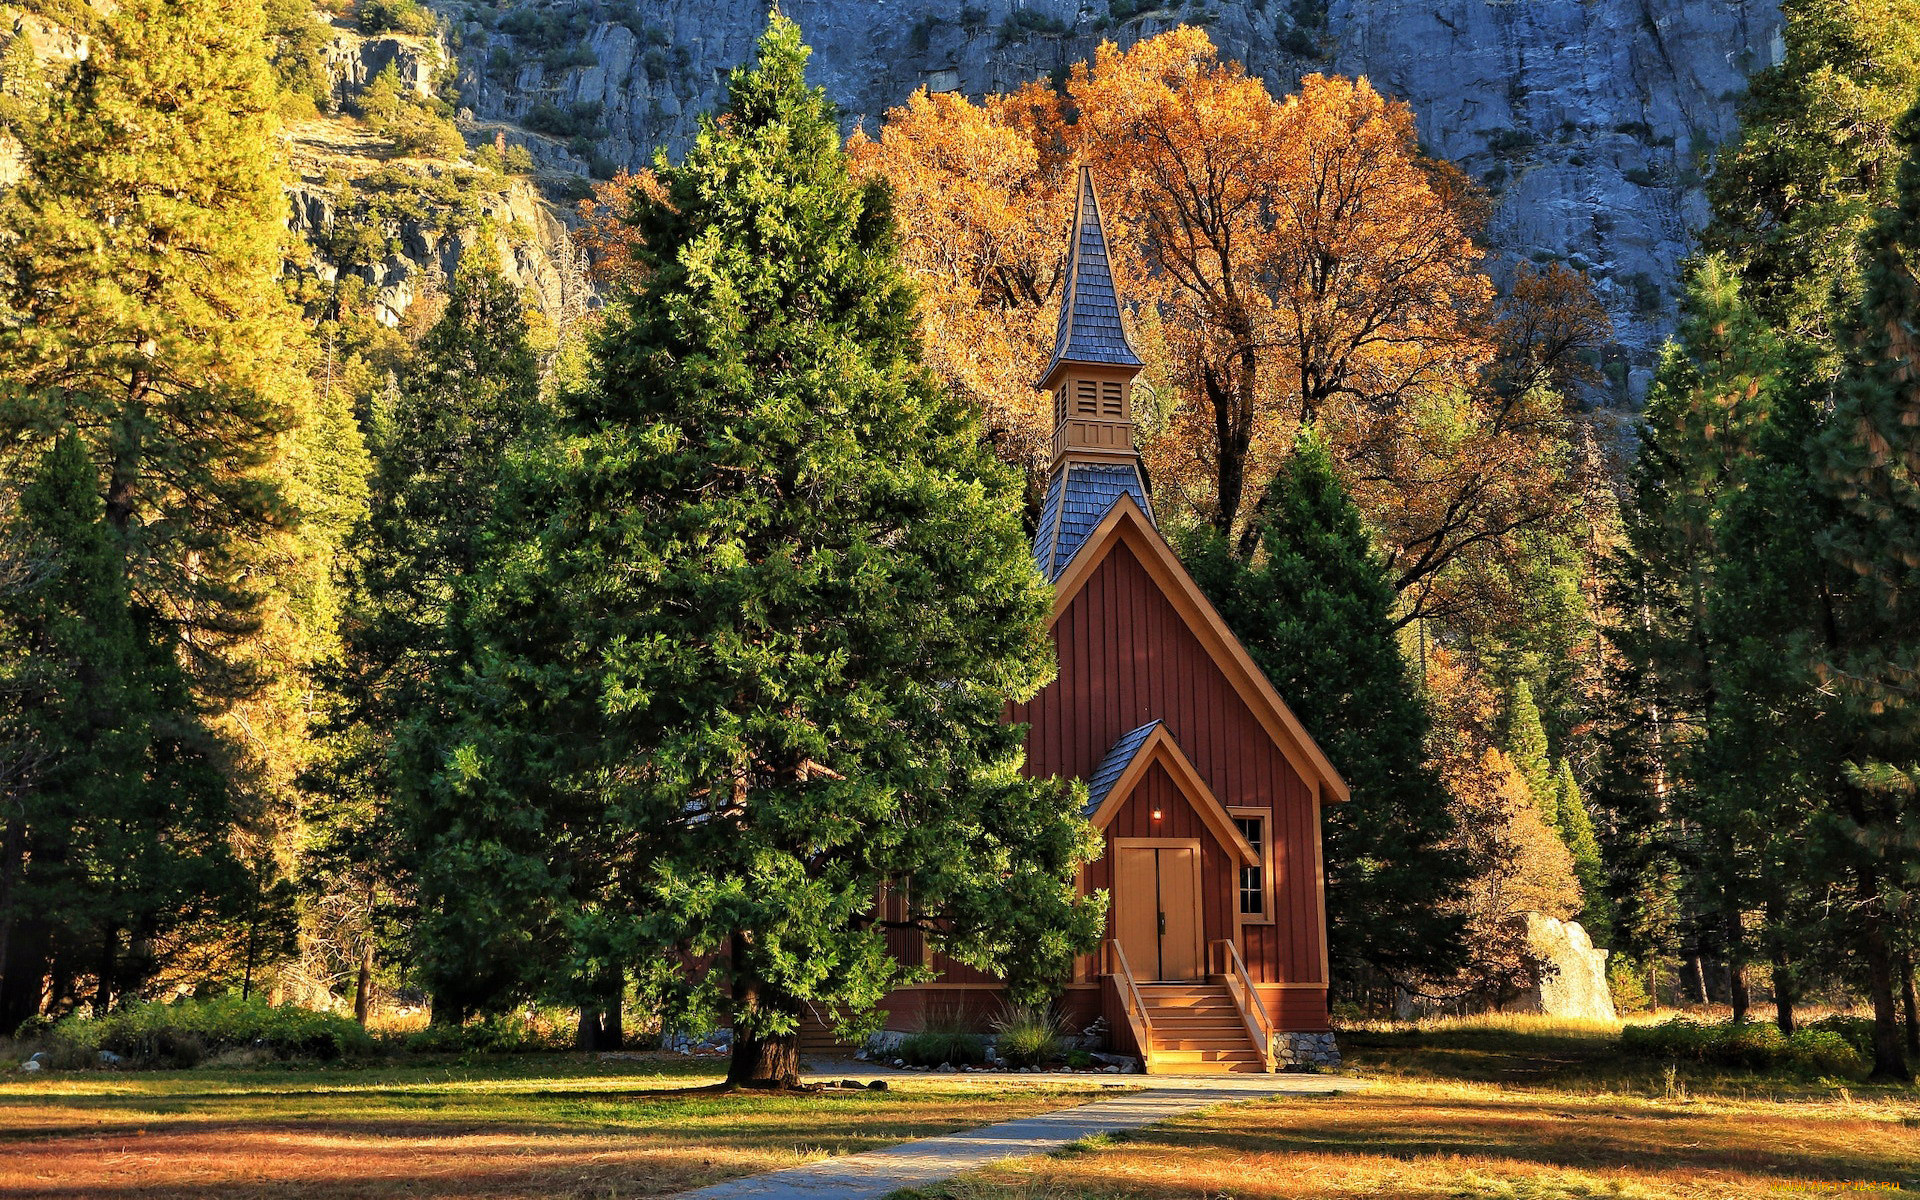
860 29 1571 558
577 168 667 291
848 91 1073 471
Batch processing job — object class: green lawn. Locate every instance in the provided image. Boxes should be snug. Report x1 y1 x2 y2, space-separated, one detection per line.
904 1017 1920 1200
0 1053 1117 1199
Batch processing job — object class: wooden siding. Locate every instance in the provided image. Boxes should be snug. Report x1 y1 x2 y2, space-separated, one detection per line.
1012 539 1326 988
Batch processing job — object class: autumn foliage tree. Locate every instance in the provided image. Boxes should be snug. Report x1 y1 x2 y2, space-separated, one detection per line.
853 28 1607 617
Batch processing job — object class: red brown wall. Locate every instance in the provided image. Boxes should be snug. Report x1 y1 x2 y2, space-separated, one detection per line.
1011 539 1327 989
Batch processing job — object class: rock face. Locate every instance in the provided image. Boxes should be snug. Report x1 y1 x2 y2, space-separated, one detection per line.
285 172 590 327
447 0 1783 397
278 19 591 328
1514 913 1616 1021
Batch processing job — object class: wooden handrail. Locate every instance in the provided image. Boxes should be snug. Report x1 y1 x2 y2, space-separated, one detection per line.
1213 938 1276 1072
1106 939 1154 1072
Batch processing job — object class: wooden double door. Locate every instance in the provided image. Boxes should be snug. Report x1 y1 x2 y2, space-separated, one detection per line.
1114 840 1204 981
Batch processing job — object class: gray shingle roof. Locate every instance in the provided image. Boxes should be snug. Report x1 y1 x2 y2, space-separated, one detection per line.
1085 720 1163 816
1032 461 1152 580
1038 167 1143 384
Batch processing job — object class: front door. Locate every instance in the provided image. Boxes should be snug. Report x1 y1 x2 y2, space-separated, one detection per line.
1114 841 1203 981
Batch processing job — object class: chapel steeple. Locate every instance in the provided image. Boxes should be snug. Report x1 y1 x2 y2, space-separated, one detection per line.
1038 167 1145 468
1031 167 1154 581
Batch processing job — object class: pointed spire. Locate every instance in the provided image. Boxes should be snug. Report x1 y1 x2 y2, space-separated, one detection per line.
1036 167 1142 393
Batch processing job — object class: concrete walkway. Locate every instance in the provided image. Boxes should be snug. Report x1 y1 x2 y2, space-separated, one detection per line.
668 1068 1367 1200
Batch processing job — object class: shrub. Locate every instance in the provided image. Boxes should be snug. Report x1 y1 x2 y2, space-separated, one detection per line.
1713 1020 1786 1069
401 1011 579 1055
1788 1029 1867 1076
1485 128 1537 158
1802 1014 1875 1056
52 997 376 1067
990 1003 1064 1067
381 108 464 158
504 144 535 173
1619 1016 1866 1078
356 0 434 36
522 100 603 140
895 1030 986 1067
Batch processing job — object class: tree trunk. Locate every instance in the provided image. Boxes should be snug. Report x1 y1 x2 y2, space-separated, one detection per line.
602 980 624 1051
1206 364 1249 541
726 931 800 1088
93 925 117 1016
0 815 21 1032
353 876 377 1025
1767 894 1793 1035
429 994 470 1028
1770 951 1794 1035
727 1029 801 1089
1689 953 1709 1006
1901 951 1919 1060
352 941 374 1026
1724 912 1749 1023
575 1005 604 1050
1859 896 1913 1082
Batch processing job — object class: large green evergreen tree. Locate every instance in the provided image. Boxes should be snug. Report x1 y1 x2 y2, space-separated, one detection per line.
0 0 334 1019
1704 0 1920 359
399 17 1102 1086
0 0 315 687
0 435 241 1026
1190 426 1468 990
1504 681 1558 832
305 267 550 1023
1813 102 1920 1082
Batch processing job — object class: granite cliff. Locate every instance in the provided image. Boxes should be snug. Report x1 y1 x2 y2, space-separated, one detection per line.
445 0 1785 397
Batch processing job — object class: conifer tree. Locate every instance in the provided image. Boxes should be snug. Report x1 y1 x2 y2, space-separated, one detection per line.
0 435 241 1024
306 268 548 1020
1704 0 1920 358
1813 103 1920 1081
0 0 314 690
1504 681 1559 833
1553 757 1611 940
1190 426 1468 987
0 0 333 1014
401 18 1101 1086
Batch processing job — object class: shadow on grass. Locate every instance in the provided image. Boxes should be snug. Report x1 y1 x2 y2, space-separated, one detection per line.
1127 1092 1919 1187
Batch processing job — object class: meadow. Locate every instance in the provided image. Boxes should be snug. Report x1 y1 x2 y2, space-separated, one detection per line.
911 1015 1920 1200
0 1054 1118 1199
5 1015 1914 1199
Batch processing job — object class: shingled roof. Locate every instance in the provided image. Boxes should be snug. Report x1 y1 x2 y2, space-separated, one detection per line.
1084 720 1163 817
1033 461 1154 581
1036 167 1143 388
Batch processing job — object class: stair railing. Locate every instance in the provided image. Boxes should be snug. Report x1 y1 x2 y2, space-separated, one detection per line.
1213 938 1277 1073
1105 939 1154 1073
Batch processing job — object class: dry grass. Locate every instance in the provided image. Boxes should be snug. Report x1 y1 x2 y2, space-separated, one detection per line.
905 1018 1920 1200
0 1055 1117 1199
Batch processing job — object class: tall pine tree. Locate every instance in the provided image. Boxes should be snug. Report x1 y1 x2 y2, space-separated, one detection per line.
399 17 1102 1086
1813 102 1920 1082
1190 426 1468 991
1504 680 1559 833
1703 0 1920 358
0 435 240 1024
0 0 336 1015
305 267 550 1023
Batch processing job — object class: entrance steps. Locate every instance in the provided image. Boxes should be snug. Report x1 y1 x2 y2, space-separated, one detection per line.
1138 982 1269 1073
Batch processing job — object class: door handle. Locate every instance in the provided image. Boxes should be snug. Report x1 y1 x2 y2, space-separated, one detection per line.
1158 911 1166 936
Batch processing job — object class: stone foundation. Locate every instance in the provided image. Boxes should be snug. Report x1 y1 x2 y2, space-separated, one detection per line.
1274 1031 1340 1070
